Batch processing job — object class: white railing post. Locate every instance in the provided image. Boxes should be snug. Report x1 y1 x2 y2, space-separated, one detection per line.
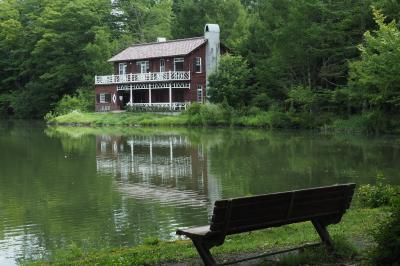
129 85 133 106
169 84 172 109
149 88 152 105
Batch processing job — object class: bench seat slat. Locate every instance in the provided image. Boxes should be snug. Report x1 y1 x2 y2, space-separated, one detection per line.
227 211 343 235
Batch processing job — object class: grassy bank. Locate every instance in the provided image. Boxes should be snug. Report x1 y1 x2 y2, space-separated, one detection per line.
47 103 400 134
47 111 191 127
23 207 387 266
47 108 312 129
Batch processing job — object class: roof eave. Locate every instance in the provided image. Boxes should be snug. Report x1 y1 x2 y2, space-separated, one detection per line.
108 53 190 63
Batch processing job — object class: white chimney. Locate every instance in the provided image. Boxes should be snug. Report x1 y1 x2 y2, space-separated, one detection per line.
157 37 166 43
204 24 220 81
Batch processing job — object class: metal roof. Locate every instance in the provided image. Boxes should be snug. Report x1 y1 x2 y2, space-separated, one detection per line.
108 37 207 62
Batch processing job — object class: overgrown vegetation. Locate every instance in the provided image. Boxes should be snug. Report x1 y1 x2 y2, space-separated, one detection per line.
370 195 400 265
356 173 400 208
48 103 316 128
2 0 400 134
355 175 400 265
207 8 400 133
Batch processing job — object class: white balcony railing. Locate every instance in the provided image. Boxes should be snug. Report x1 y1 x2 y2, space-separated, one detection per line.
95 71 190 85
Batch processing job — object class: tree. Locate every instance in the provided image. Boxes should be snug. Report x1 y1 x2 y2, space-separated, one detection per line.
349 9 400 113
0 0 114 118
242 0 376 105
172 0 249 51
208 54 252 108
112 0 173 42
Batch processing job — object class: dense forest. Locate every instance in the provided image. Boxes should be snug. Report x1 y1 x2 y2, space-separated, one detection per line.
1 0 400 132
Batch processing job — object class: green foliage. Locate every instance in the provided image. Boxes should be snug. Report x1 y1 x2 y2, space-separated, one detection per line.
172 0 249 50
184 103 231 126
330 110 389 134
286 86 316 113
115 0 174 42
208 54 252 108
370 196 400 265
2 0 400 133
143 237 160 246
357 173 400 208
52 88 94 117
0 0 174 118
349 9 400 114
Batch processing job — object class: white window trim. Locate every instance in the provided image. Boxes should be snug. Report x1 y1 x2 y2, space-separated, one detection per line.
118 63 127 75
100 93 106 103
160 59 165 72
174 58 184 71
197 85 203 103
195 57 202 73
137 61 149 73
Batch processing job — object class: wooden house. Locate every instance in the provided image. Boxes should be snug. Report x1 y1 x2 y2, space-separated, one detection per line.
94 24 222 112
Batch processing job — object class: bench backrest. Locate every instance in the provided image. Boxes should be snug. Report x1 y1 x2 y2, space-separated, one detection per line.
209 183 356 235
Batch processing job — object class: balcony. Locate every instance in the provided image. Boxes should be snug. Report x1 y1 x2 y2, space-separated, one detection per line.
95 71 191 85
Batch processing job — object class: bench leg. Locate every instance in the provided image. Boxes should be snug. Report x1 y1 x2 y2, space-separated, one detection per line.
312 220 333 248
192 238 217 266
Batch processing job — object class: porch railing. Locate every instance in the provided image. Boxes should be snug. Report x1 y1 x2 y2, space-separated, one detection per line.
126 102 189 111
95 71 190 85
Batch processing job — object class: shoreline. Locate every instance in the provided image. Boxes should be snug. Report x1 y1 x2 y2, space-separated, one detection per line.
46 110 384 134
23 207 386 266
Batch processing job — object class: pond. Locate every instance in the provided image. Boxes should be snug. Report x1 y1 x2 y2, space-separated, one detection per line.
0 121 399 265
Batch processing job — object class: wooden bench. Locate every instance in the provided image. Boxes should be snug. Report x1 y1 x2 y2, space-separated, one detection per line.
176 183 356 265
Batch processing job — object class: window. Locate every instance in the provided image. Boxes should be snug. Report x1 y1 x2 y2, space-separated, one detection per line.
99 93 111 103
194 57 202 73
174 58 184 71
118 63 127 75
160 59 165 72
197 85 203 103
137 61 149 73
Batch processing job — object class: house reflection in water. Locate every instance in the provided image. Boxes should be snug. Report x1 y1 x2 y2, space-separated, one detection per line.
95 134 221 208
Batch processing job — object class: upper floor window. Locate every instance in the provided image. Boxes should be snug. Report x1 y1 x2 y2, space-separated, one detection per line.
194 57 202 73
174 58 184 71
160 59 165 72
137 61 149 73
118 63 127 75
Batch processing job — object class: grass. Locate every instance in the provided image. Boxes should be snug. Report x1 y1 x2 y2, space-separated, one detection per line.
47 110 190 127
47 107 290 128
22 207 387 266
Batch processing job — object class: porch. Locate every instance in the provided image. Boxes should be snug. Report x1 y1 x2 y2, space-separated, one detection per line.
118 84 191 111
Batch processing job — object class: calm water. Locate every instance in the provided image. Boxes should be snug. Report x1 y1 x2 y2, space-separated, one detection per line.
0 121 399 265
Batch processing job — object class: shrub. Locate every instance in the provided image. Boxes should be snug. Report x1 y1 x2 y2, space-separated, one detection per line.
331 111 388 134
199 103 227 125
268 111 292 129
183 103 231 126
53 88 94 116
356 173 399 208
184 102 202 115
370 196 400 265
